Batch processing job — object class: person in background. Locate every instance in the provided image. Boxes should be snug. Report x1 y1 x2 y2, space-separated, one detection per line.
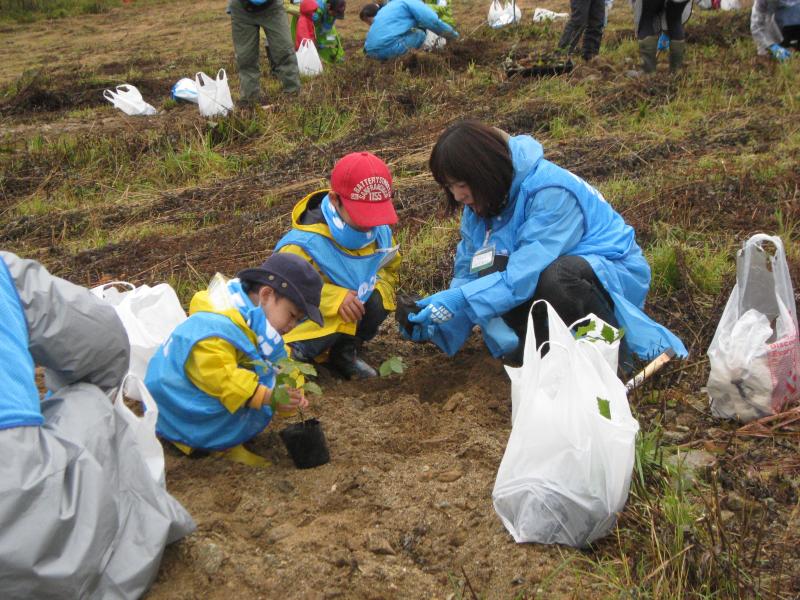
274 152 401 380
404 120 688 367
145 254 323 468
557 0 606 62
293 0 347 63
360 0 458 60
228 0 301 105
631 0 692 73
751 0 800 61
0 251 194 598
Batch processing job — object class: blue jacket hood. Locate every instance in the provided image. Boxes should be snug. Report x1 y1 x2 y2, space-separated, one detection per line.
507 135 543 206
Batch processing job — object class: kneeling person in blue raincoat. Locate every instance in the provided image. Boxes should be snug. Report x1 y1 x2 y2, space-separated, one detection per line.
0 251 194 599
405 120 687 366
145 253 323 468
360 0 459 60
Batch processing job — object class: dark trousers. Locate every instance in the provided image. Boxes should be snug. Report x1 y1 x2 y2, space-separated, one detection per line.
501 255 618 362
558 0 606 60
638 0 689 39
289 290 389 360
780 25 800 50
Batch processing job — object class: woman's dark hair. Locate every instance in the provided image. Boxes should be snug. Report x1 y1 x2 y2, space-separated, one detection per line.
429 120 514 217
359 2 380 20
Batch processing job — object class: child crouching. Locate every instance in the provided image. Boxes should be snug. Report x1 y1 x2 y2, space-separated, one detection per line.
145 254 323 467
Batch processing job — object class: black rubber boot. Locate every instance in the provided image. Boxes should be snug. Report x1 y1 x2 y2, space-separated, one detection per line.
328 338 377 380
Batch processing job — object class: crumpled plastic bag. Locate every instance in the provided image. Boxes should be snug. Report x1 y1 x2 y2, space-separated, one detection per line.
532 7 569 22
171 77 199 104
103 84 157 116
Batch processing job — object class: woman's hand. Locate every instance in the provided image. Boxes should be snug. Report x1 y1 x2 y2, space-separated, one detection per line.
338 290 365 323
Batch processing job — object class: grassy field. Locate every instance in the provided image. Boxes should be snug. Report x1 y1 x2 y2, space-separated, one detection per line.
1 0 799 597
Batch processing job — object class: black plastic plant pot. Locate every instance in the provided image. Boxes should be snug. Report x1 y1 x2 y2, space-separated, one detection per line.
279 418 330 469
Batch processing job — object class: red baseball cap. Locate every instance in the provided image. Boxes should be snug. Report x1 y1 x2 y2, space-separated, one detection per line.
330 152 397 228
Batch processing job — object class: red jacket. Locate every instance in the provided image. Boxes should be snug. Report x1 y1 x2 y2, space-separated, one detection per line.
295 0 319 49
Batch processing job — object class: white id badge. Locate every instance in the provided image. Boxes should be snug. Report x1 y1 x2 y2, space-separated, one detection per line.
470 245 495 273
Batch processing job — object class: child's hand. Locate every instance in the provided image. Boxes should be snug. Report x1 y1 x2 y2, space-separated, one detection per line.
276 387 309 417
338 290 365 323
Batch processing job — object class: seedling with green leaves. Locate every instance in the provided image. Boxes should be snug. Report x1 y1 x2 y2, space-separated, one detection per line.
378 356 405 377
270 357 323 416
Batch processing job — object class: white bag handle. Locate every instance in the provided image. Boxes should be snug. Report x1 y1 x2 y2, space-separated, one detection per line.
195 71 214 88
115 372 165 485
216 68 227 82
96 280 136 292
103 89 118 103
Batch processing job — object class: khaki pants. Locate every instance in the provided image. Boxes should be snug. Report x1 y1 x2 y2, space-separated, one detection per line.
229 0 300 101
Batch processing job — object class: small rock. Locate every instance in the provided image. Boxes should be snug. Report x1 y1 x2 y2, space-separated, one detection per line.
662 430 687 443
437 468 464 483
719 510 736 524
264 506 278 518
436 501 451 509
267 523 295 544
276 480 294 494
449 531 466 547
367 533 396 556
443 392 464 412
195 541 227 575
724 492 760 513
511 576 525 585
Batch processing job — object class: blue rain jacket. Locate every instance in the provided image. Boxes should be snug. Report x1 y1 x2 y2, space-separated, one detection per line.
0 257 43 430
364 0 455 60
448 135 688 360
145 311 275 451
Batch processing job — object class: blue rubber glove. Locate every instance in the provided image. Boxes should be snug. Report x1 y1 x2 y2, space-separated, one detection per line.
657 33 670 52
769 44 791 62
408 288 466 328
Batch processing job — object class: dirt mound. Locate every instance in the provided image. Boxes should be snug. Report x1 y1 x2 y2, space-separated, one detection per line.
0 69 172 116
687 11 751 47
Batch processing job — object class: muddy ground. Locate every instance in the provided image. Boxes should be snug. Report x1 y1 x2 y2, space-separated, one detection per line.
1 0 799 598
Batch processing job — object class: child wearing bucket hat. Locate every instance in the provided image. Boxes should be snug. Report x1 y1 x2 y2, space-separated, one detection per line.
144 253 323 467
274 151 401 379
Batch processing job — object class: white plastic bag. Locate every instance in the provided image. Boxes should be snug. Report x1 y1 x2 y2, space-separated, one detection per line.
114 373 166 486
488 0 507 27
720 0 740 10
91 281 187 380
103 84 157 116
422 29 447 51
707 234 800 422
494 301 639 548
195 69 233 117
171 77 199 104
297 38 324 77
532 7 569 22
504 0 523 23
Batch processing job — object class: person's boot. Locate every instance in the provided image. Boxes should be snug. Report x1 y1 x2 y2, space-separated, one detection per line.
638 35 659 73
328 338 377 380
668 39 687 72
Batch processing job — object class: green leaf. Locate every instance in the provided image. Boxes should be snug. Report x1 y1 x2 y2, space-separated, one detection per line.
379 356 405 377
575 321 595 339
271 386 290 408
303 381 323 396
601 323 616 344
292 361 318 376
597 397 611 420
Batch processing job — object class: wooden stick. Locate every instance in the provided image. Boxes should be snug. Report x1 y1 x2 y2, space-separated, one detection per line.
625 348 677 393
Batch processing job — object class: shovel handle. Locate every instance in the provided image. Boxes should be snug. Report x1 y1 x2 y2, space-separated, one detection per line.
625 348 676 393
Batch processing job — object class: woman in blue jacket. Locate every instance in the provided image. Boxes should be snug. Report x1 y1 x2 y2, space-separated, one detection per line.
360 0 458 60
406 120 687 366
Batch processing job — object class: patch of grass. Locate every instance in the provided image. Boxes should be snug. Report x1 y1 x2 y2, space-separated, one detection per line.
397 215 460 295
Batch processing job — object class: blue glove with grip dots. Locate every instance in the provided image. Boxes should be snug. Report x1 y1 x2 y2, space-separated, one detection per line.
769 44 791 61
657 33 670 52
408 288 466 328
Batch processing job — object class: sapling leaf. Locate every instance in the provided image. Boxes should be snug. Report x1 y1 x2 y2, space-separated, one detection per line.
575 321 595 339
379 356 405 377
292 361 318 377
601 323 616 344
597 396 611 420
303 381 323 396
271 386 290 409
